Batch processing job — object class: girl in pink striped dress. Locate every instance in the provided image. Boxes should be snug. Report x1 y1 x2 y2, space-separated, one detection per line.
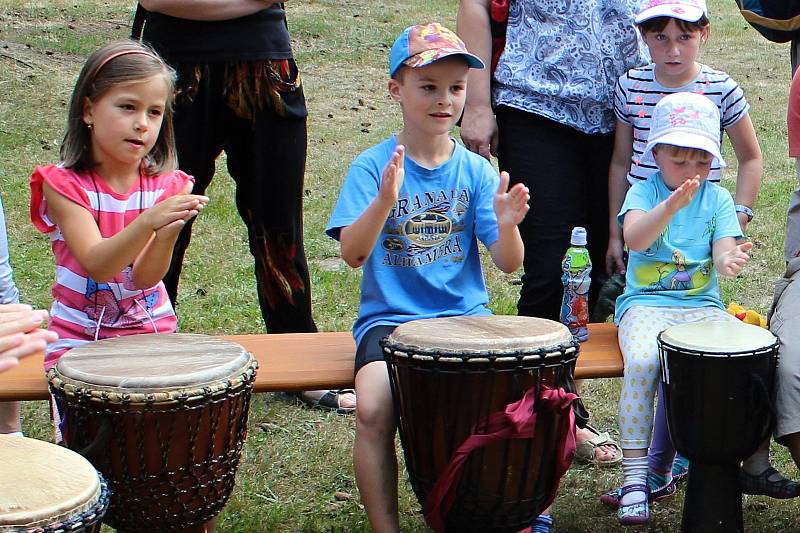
30 41 209 371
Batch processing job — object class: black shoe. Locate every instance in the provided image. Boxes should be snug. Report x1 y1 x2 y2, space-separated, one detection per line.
740 467 800 499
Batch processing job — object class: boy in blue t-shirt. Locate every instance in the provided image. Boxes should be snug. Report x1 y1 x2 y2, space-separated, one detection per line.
326 22 529 532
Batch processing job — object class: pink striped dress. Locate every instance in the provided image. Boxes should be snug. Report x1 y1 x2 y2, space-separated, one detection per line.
30 164 188 370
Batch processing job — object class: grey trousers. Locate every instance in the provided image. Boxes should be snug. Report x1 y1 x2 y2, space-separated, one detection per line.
769 257 800 443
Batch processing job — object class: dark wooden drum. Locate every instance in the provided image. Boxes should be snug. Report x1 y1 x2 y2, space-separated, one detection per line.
0 434 109 532
382 316 580 533
47 333 258 532
658 320 779 533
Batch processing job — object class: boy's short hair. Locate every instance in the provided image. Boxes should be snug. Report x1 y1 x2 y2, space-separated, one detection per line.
635 0 708 26
389 22 484 79
641 92 726 168
653 144 711 160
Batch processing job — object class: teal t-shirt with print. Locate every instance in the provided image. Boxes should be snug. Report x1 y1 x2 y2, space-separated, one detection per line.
614 173 742 324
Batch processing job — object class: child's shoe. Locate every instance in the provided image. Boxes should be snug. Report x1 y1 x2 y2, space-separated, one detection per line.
672 454 690 483
530 514 553 533
617 484 650 525
600 476 677 508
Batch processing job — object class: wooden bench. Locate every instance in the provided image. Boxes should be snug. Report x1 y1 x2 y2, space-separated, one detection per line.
0 322 622 402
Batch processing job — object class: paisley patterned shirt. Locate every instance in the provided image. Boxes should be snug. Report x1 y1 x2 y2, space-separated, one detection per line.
493 0 648 134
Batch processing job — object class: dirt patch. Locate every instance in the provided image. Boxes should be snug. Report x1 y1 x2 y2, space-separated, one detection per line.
0 39 81 70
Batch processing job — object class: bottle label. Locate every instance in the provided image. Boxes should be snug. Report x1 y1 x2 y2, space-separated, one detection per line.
561 247 591 341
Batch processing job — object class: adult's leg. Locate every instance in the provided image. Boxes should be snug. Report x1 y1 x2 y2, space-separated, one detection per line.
771 257 800 468
496 107 613 320
162 63 226 306
353 361 399 533
222 60 316 333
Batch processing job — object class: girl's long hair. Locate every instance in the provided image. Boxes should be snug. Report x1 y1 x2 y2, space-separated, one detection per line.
60 40 177 176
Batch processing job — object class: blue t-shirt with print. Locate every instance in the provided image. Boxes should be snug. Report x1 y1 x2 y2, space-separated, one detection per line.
326 137 499 344
614 172 742 324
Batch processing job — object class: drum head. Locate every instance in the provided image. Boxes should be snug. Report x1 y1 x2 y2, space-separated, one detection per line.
659 320 777 354
53 333 253 392
0 435 100 529
386 315 573 355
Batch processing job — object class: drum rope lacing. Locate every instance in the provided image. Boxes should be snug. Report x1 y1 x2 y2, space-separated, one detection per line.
48 361 257 531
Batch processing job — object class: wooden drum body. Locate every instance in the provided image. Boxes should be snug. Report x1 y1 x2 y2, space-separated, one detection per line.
47 333 257 532
658 320 779 533
0 434 109 532
382 316 580 533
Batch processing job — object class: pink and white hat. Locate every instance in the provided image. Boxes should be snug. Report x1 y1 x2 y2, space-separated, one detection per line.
641 92 726 168
635 0 708 24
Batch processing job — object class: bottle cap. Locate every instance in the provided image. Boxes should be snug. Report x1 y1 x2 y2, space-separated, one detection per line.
570 227 587 246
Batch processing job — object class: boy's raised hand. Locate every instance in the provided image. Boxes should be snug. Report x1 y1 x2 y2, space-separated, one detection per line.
665 176 701 214
378 145 405 204
494 171 530 227
716 241 753 277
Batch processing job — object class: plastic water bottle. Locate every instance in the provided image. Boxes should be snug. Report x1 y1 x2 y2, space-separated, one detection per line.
561 227 591 342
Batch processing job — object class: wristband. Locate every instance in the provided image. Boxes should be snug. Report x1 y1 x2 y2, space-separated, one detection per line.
735 204 754 222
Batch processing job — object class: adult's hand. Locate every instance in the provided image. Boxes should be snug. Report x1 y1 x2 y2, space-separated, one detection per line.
461 104 499 159
0 305 57 373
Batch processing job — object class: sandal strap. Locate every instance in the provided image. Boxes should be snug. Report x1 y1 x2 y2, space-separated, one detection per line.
620 483 648 497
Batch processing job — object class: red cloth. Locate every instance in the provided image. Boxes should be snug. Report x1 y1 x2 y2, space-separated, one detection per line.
789 68 800 157
490 0 510 74
423 386 578 533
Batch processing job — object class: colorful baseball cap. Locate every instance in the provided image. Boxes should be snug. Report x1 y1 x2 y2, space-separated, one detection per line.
635 0 707 24
642 92 726 168
389 22 484 78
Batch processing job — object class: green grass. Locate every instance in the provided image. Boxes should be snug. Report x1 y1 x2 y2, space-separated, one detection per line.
2 0 800 531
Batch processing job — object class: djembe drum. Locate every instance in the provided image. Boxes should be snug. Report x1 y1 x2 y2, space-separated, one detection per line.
0 434 109 532
658 320 779 533
47 333 258 532
382 316 581 533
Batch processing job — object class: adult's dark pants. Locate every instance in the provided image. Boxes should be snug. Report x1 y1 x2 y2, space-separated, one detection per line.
164 60 316 333
496 106 613 321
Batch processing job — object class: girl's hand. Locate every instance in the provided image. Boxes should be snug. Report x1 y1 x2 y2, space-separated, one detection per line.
716 241 753 277
606 235 627 276
494 171 530 227
146 182 209 231
664 176 701 214
378 145 405 205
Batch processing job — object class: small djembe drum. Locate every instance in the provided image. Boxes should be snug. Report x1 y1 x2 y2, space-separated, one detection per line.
0 434 109 532
47 333 258 532
658 320 779 533
382 315 581 533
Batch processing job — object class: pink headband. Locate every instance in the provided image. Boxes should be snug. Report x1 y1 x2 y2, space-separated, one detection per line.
90 49 159 81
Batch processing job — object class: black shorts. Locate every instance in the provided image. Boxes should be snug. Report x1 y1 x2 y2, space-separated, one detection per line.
354 325 396 375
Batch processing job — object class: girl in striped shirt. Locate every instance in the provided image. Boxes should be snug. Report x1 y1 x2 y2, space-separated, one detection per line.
30 40 208 371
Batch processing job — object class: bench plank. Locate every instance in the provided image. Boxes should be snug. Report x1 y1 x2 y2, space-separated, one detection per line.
0 323 621 401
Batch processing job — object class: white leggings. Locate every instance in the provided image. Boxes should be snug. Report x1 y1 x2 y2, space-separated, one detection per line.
617 305 734 449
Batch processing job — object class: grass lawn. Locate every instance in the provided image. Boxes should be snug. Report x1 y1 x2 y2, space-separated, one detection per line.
2 0 800 530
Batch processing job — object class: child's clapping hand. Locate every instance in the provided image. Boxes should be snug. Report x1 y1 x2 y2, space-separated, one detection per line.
148 181 209 237
494 171 530 227
715 241 753 277
378 145 405 204
665 176 701 214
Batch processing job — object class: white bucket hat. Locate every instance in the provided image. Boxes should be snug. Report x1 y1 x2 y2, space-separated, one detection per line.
641 92 726 168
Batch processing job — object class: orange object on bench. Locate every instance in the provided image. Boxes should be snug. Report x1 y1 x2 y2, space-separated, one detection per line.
0 323 622 402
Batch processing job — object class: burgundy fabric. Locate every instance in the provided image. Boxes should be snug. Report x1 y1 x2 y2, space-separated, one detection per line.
423 386 578 533
490 0 510 74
